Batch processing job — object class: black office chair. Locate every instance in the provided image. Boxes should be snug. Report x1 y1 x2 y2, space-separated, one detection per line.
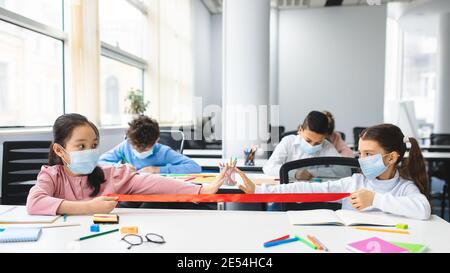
353 127 367 151
2 141 51 205
279 157 360 211
429 134 450 219
159 130 185 153
280 130 298 140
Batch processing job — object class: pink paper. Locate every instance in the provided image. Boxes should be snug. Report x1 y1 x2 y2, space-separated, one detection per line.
346 237 409 253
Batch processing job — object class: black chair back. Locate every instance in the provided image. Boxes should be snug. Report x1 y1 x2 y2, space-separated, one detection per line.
279 157 360 211
280 130 298 140
159 130 185 153
352 127 367 151
2 141 51 205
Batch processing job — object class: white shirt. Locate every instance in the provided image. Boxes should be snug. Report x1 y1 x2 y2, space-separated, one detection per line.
256 171 431 220
263 134 341 177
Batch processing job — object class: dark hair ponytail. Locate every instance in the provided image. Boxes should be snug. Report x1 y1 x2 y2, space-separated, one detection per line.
360 124 429 198
49 113 105 197
400 137 429 199
322 111 335 136
300 111 330 135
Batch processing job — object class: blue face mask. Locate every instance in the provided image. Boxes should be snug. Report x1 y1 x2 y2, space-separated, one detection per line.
62 148 99 175
132 147 154 159
299 136 323 155
358 154 388 180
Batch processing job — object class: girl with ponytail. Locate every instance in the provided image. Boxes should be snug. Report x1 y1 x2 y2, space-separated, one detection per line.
238 123 431 220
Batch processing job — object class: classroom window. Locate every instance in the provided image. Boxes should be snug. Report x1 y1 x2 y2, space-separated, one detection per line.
0 0 63 29
0 18 64 127
401 32 437 125
100 56 144 126
99 0 147 58
157 0 193 125
99 0 148 126
384 13 437 138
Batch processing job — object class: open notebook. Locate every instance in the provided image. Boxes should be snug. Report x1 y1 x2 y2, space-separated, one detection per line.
0 207 60 224
287 209 404 226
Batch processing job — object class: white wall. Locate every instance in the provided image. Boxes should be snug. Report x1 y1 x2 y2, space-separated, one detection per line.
278 5 387 142
0 128 126 198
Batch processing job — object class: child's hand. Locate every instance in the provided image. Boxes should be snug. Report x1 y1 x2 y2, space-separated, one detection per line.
117 163 136 172
140 166 160 174
199 167 227 194
295 169 314 181
350 189 375 211
88 196 119 214
235 168 256 194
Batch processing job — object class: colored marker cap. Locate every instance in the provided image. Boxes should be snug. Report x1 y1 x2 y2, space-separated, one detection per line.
395 224 408 230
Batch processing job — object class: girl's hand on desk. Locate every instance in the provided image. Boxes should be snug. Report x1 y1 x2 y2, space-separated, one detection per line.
350 189 375 211
199 167 227 194
235 168 256 194
87 196 119 214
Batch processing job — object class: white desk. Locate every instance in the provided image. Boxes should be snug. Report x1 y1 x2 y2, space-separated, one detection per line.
193 158 267 172
1 206 450 253
420 151 450 161
183 149 222 158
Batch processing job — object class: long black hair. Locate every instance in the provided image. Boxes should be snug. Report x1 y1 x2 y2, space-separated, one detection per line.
48 113 105 196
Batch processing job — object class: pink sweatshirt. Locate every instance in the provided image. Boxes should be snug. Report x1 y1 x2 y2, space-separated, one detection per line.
26 165 201 215
329 132 355 158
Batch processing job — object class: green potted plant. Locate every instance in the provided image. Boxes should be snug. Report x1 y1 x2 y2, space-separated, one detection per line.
125 88 150 116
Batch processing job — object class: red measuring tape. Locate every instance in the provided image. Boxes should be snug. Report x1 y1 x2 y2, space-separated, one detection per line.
107 193 350 203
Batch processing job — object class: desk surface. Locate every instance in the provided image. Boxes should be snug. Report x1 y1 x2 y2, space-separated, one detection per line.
1 206 449 253
183 149 223 158
193 158 267 172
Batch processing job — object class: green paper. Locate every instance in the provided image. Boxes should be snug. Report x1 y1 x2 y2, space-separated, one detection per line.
389 241 427 253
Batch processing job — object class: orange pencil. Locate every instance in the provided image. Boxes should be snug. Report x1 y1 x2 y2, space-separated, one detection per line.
307 235 323 250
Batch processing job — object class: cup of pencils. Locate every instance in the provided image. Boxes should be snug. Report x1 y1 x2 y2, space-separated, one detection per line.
219 158 237 186
244 145 257 166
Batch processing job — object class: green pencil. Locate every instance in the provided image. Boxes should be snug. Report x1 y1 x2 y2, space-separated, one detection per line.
77 228 119 241
295 235 317 250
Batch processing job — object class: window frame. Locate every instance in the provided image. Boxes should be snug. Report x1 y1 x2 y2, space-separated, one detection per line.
0 2 67 128
99 0 149 126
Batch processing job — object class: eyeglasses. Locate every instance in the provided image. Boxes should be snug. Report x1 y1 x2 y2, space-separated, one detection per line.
121 233 166 250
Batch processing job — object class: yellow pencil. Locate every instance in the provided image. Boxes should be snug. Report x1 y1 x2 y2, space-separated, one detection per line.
355 227 410 235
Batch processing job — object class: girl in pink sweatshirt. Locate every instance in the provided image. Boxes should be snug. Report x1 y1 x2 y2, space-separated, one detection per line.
26 114 225 215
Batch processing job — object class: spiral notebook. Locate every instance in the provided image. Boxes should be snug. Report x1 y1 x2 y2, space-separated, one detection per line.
0 228 42 243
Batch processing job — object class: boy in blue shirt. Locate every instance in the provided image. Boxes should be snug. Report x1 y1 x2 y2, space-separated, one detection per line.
99 115 201 174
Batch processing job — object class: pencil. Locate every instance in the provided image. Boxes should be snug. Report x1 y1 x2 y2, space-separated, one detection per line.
77 228 119 241
306 235 323 250
355 227 410 235
295 235 317 250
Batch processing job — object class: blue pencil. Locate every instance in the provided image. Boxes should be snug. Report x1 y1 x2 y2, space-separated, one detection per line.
263 237 299 248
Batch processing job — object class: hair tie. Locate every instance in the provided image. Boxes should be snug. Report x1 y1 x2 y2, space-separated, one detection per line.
403 136 412 149
403 136 410 144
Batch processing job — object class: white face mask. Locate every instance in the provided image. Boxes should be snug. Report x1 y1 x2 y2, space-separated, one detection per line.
299 136 323 155
60 146 99 175
132 147 154 159
358 154 389 180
